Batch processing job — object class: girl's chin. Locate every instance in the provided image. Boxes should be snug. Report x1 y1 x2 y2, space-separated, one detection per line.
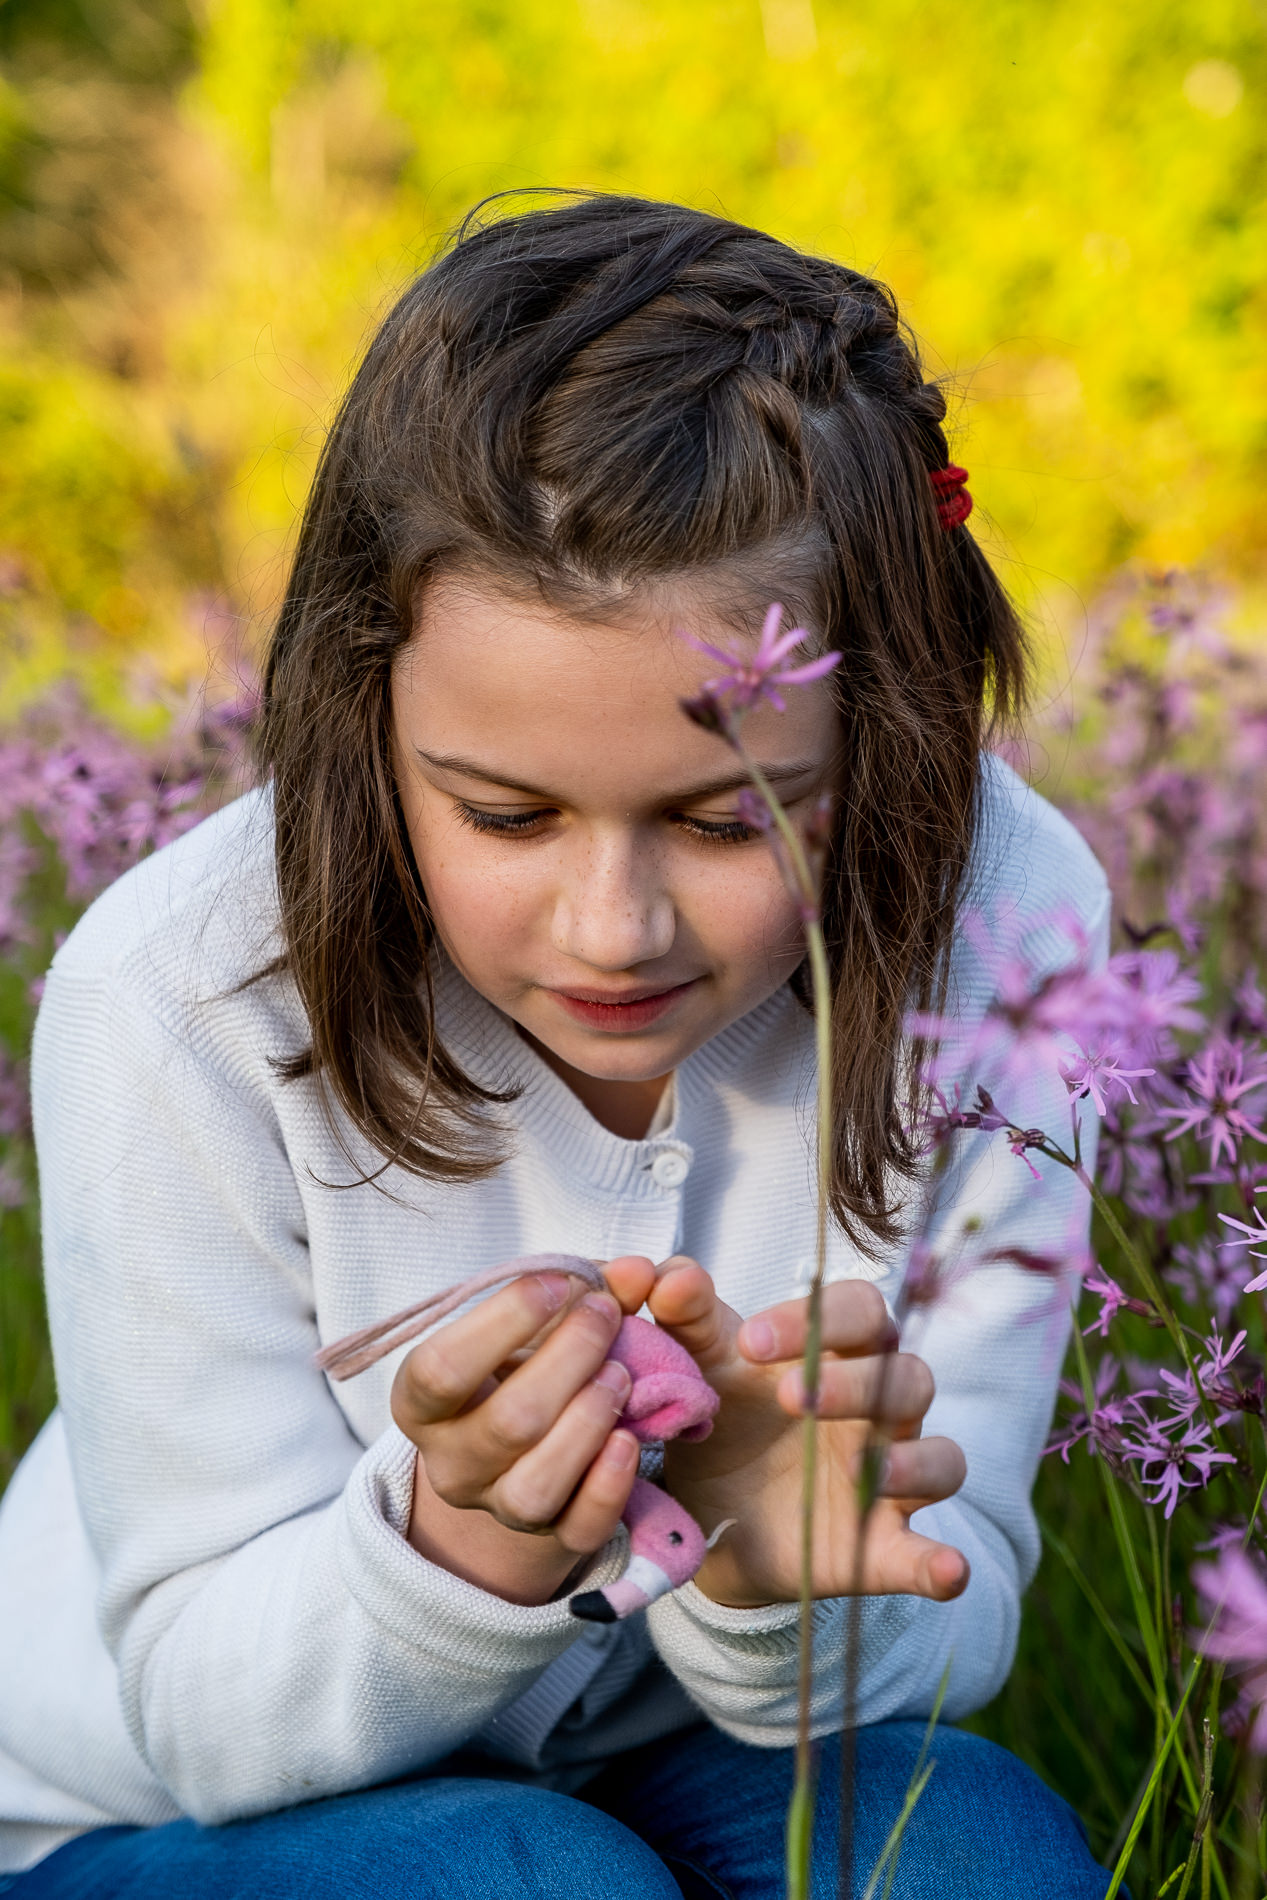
534 1030 691 1083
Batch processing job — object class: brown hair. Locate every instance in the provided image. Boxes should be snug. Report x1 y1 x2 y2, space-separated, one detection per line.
257 192 1027 1253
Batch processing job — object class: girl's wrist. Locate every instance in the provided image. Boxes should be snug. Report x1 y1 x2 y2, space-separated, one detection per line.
404 1452 581 1607
690 1541 778 1611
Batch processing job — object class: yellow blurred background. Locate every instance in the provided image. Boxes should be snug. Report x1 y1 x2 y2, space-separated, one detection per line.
0 0 1262 714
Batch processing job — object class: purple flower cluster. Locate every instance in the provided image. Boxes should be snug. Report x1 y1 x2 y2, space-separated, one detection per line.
0 678 256 1174
972 570 1267 1750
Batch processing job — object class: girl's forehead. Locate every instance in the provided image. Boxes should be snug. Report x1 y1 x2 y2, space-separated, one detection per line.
395 573 838 788
405 570 824 687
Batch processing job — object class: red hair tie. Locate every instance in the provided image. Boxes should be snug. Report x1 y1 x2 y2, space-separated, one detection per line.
930 464 973 530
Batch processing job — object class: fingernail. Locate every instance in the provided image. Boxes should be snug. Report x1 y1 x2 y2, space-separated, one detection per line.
534 1274 570 1311
594 1361 631 1399
743 1319 776 1360
581 1291 619 1323
602 1430 638 1469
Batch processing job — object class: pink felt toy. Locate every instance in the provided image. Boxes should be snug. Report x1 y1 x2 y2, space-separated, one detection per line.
315 1254 721 1621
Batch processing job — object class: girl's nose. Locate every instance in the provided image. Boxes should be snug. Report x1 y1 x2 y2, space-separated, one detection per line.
551 831 676 971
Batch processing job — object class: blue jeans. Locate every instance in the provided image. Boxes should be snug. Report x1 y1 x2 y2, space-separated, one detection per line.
1 1721 1114 1898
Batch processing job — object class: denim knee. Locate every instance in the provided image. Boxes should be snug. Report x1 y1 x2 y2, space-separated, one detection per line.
3 1776 685 1900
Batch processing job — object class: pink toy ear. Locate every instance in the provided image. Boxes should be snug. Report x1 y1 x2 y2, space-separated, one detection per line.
620 1374 717 1443
608 1317 719 1444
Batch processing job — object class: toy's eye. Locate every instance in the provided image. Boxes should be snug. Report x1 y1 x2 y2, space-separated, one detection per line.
668 1530 683 1545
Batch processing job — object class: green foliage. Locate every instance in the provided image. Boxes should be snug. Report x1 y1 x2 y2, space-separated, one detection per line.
0 0 1264 709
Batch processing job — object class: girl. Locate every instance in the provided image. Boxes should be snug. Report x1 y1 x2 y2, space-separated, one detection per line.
0 195 1113 1897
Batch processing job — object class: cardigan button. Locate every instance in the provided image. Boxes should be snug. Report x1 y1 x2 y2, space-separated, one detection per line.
650 1150 690 1190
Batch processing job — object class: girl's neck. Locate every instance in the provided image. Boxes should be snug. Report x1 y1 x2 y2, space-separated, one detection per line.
518 1030 672 1140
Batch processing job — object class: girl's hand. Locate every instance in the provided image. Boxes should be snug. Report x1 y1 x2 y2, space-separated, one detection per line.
390 1256 658 1606
651 1258 969 1611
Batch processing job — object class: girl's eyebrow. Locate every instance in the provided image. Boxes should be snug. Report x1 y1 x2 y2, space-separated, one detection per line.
412 746 823 804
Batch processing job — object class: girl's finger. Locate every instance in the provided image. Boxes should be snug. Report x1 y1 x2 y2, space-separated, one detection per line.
737 1280 896 1366
492 1374 638 1536
775 1351 934 1427
644 1256 737 1368
391 1271 574 1433
601 1255 659 1314
873 1434 967 1506
551 1428 641 1555
863 1522 970 1602
458 1290 625 1477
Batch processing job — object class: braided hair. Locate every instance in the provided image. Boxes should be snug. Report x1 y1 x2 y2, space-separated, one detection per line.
259 193 1027 1254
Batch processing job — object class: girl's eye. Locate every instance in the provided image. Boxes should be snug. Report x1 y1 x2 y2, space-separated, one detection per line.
676 815 761 845
452 803 759 844
454 803 554 837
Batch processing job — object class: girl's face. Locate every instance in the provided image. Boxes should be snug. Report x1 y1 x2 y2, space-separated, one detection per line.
392 573 839 1134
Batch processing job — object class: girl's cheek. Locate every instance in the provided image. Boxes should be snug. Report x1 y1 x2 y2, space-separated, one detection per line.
420 847 547 970
680 859 804 976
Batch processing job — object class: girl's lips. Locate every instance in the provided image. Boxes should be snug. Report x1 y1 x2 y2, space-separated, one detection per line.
548 980 700 1032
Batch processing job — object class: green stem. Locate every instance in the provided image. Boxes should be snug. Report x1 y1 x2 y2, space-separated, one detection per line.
732 744 820 922
1069 1320 1170 1705
1076 1165 1232 1451
860 1664 950 1900
1105 1655 1205 1899
1069 1322 1212 1847
1174 1722 1215 1900
789 924 833 1900
730 742 834 1900
1038 1516 1154 1705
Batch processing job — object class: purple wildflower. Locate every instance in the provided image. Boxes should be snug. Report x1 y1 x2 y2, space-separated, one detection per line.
1120 1417 1236 1518
1200 1329 1249 1384
1154 1366 1202 1422
1219 1201 1267 1295
1081 1271 1153 1338
1192 1547 1267 1750
683 603 841 715
1154 1336 1241 1429
1160 1037 1267 1171
1046 1356 1142 1465
1097 1104 1163 1201
910 906 1105 1097
914 1082 1047 1177
911 909 1187 1114
679 688 734 740
1232 972 1267 1039
0 827 37 952
1058 1043 1154 1116
1105 948 1205 1061
1168 1239 1246 1329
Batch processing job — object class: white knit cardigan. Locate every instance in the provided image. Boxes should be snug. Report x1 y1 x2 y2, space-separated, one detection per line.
0 753 1107 1873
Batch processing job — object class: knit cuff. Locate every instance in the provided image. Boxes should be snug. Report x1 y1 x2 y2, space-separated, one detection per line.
669 1581 802 1637
337 1425 628 1677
